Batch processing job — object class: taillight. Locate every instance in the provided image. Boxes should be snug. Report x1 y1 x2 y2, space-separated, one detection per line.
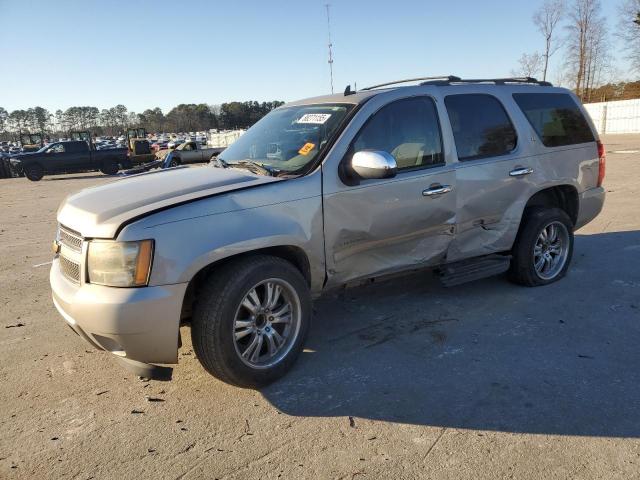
597 140 606 187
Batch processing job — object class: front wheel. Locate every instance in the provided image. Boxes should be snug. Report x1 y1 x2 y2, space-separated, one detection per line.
191 255 311 388
509 207 574 286
25 164 44 181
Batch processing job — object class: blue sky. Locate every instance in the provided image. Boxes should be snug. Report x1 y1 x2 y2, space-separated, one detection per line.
0 0 629 113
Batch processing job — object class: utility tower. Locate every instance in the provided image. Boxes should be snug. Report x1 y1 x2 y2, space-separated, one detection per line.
325 4 334 94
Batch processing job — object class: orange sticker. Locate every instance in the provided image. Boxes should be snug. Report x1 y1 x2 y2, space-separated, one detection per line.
298 142 315 155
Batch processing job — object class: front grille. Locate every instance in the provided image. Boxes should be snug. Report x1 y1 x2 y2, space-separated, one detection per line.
59 225 82 252
59 255 81 283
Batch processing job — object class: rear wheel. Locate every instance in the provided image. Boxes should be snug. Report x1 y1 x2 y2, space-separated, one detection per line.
25 164 44 181
100 159 119 175
509 207 573 286
191 255 312 388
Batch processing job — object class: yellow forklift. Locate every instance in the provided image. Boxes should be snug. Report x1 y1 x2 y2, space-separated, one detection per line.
19 132 44 152
126 127 156 165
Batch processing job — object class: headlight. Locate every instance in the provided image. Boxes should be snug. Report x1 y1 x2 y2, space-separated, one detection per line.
87 240 154 287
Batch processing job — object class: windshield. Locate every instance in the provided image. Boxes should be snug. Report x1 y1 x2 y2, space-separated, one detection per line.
218 103 353 174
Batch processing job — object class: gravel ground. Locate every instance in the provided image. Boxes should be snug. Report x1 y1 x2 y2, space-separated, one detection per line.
1 135 639 479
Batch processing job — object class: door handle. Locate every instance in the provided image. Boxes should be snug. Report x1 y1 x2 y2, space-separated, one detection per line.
509 167 534 177
422 185 453 197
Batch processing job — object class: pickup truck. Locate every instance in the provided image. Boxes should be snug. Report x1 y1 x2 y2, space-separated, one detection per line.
156 141 224 167
10 140 131 181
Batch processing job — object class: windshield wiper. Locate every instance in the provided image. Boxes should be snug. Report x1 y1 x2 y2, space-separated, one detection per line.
226 160 279 177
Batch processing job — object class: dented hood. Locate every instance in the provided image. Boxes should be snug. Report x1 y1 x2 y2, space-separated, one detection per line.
57 167 281 238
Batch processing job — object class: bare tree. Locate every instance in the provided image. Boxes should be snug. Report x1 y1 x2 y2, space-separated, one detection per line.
582 22 611 101
564 0 607 100
511 52 545 77
533 0 565 81
618 0 640 72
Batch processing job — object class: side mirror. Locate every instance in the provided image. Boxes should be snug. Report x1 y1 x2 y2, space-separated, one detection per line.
351 150 397 179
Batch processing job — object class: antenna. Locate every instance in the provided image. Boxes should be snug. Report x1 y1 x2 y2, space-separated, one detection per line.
325 4 334 94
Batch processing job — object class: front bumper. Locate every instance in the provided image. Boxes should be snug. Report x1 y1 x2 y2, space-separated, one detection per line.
50 257 188 373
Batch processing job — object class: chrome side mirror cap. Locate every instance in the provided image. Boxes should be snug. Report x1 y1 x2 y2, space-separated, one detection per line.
351 150 397 180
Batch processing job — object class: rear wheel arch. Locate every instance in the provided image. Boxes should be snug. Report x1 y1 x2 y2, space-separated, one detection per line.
522 185 578 226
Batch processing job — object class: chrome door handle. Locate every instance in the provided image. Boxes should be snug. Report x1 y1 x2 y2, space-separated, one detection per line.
422 185 453 197
509 167 534 177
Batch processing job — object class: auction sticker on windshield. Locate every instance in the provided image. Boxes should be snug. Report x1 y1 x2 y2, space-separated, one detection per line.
296 113 332 124
298 143 315 155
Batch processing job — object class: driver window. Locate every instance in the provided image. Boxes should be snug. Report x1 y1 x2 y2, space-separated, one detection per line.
353 97 444 170
184 143 194 151
48 144 65 154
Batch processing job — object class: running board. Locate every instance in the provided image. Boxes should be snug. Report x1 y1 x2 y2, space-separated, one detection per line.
438 254 511 287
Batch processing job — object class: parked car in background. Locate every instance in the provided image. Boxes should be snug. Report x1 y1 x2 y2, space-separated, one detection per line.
167 139 184 149
155 141 223 166
151 140 169 151
10 140 130 181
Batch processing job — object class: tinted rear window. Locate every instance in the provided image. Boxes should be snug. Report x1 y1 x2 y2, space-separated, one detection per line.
444 94 517 161
66 141 88 153
513 93 594 147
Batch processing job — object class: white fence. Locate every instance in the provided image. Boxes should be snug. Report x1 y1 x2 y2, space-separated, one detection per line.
583 98 640 135
208 129 245 148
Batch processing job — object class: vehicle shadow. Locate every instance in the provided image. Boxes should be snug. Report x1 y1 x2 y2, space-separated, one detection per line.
261 230 640 437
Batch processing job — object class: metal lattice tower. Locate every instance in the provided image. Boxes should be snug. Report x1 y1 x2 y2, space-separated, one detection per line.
325 4 334 94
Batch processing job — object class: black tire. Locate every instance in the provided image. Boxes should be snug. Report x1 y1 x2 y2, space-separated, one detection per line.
100 159 119 175
509 207 574 287
25 164 44 181
169 158 180 168
191 255 312 388
0 159 9 178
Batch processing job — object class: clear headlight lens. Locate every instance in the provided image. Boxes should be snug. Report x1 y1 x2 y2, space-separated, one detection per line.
87 240 154 287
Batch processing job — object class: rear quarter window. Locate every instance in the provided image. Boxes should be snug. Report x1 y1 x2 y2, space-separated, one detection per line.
66 141 88 153
512 93 594 147
444 94 517 161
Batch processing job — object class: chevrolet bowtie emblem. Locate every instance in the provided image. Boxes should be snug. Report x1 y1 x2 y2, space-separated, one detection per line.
52 240 61 254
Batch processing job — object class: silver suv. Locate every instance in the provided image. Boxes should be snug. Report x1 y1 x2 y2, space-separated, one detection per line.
50 76 606 387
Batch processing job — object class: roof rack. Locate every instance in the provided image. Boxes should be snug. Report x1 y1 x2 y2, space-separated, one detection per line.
361 76 461 91
420 77 553 87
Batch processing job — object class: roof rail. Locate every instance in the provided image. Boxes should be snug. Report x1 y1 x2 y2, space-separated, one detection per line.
420 77 553 87
361 76 462 91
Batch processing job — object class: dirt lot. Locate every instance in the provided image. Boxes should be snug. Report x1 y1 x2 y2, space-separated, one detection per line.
1 135 639 479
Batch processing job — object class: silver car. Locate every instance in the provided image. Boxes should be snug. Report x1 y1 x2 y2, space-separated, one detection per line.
50 76 605 387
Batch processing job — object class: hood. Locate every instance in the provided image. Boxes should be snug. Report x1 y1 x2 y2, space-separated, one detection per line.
11 151 38 160
57 166 282 238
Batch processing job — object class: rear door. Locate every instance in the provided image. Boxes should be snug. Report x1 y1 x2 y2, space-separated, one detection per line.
64 141 92 170
443 92 539 262
323 95 457 285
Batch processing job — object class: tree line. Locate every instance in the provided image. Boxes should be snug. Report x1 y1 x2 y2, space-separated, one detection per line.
513 0 640 103
0 101 284 141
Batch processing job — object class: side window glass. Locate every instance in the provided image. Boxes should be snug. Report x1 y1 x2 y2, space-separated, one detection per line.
352 97 444 170
444 94 517 161
49 144 64 153
513 93 594 147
